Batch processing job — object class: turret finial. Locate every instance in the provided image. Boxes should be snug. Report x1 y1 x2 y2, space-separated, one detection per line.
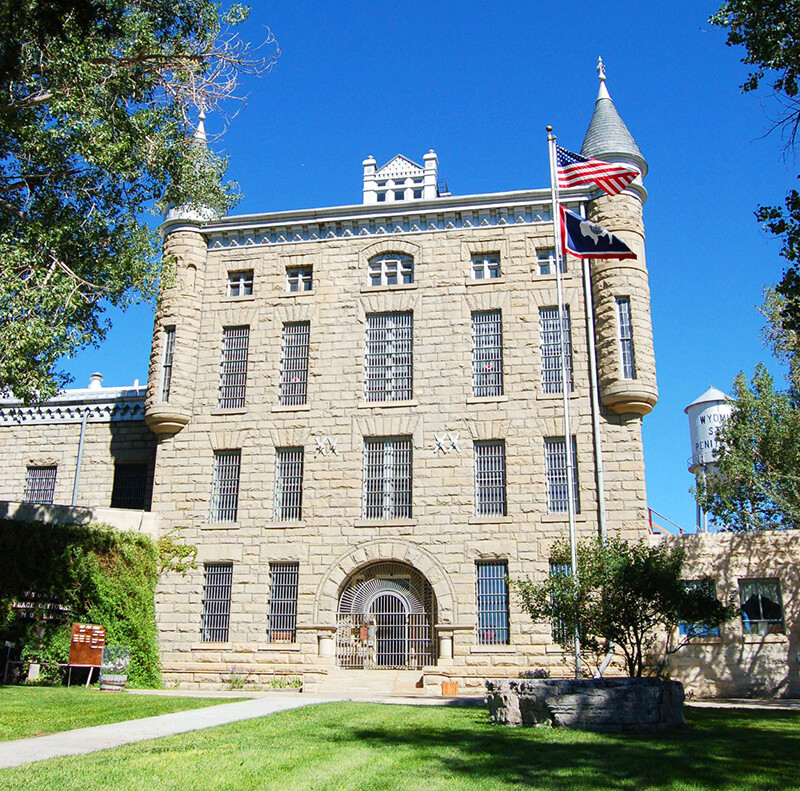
194 109 207 145
596 56 610 100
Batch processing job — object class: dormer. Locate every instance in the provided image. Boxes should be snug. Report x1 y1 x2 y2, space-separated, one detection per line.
363 151 439 204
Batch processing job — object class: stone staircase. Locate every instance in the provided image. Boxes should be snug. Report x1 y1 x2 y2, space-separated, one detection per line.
311 668 425 699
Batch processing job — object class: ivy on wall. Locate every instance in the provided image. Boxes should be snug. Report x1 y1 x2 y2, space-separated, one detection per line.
0 520 163 687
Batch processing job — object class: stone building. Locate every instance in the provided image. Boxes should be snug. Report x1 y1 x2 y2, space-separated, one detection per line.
1 71 665 693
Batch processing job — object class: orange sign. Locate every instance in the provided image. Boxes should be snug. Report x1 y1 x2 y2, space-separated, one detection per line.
68 623 106 667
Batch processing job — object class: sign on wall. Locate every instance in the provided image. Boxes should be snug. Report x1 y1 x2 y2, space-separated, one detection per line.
68 623 106 667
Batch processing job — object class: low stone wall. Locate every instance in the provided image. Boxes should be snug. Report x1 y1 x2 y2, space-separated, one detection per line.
485 678 685 733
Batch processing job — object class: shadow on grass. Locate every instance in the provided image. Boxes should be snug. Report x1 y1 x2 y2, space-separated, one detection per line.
325 707 800 790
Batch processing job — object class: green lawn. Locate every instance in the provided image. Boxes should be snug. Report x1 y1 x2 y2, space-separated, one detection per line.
0 687 237 741
0 701 798 790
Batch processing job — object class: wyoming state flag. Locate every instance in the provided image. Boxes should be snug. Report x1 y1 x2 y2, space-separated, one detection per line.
560 206 636 260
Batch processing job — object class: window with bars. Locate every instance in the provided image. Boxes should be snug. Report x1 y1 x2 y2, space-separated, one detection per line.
210 450 241 523
365 312 413 402
471 253 501 280
739 579 784 635
475 441 507 517
549 561 573 645
110 463 150 510
274 447 304 521
544 437 580 514
227 270 253 297
219 326 249 409
23 466 57 504
267 562 299 642
159 326 175 402
536 247 566 275
476 561 509 645
616 297 636 379
286 266 313 293
472 310 503 397
540 306 573 394
201 563 232 642
367 253 414 287
362 437 412 519
279 322 310 406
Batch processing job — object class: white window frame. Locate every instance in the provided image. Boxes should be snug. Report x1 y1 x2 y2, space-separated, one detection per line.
210 450 241 523
739 578 784 635
540 306 573 394
471 253 501 280
274 447 304 522
286 266 313 293
544 437 580 514
536 247 566 276
616 297 636 379
219 326 249 409
474 440 507 517
227 270 253 297
362 437 412 519
367 253 414 287
365 312 413 402
472 310 503 397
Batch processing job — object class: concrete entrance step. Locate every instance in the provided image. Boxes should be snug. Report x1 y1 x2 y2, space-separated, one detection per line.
314 669 424 698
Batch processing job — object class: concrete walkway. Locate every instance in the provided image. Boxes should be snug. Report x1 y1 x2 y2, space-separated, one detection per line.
0 694 334 769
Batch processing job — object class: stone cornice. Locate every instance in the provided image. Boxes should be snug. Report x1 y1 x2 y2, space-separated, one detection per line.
203 189 590 252
0 392 147 426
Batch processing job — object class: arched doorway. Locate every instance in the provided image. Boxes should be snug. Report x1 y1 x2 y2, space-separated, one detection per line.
336 562 436 669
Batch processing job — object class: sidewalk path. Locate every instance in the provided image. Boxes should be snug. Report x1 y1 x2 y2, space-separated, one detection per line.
0 694 334 769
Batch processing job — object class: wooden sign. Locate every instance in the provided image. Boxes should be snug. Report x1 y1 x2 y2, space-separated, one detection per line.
68 623 106 667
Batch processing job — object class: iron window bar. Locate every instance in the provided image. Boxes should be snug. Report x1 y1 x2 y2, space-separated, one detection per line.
23 466 57 504
545 437 580 514
617 297 636 379
110 463 150 510
210 450 241 523
279 322 310 406
474 440 507 516
159 326 175 403
540 306 573 394
362 437 412 519
268 562 299 642
219 326 249 409
201 562 232 642
365 312 413 402
549 561 573 645
472 310 503 397
476 560 510 645
274 447 304 521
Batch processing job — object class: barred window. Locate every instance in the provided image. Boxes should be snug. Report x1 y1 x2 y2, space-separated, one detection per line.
365 312 413 402
210 450 241 523
159 326 175 402
227 270 253 297
110 463 150 510
536 247 565 275
286 266 313 293
617 297 636 379
476 561 509 645
363 437 412 519
274 447 304 521
549 561 573 645
545 437 580 514
23 466 57 504
540 306 573 394
475 441 507 517
740 579 784 635
368 253 414 287
279 322 310 406
219 326 249 409
201 563 232 642
267 562 299 642
472 310 503 397
471 253 501 280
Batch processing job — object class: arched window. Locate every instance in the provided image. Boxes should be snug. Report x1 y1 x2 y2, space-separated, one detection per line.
367 253 414 287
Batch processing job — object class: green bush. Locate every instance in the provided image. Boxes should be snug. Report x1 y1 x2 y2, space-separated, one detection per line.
0 520 161 687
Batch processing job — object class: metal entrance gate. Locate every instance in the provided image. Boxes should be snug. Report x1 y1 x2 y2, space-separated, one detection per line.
336 562 436 669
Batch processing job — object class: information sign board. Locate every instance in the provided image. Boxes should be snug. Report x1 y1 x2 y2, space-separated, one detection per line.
68 623 106 667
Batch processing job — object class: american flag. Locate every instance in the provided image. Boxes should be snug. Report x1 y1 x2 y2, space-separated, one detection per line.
556 146 638 196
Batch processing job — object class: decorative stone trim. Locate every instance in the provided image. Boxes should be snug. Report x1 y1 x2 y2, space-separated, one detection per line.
354 414 421 443
0 396 146 426
359 290 421 317
267 427 310 448
208 429 249 450
433 431 461 455
464 289 509 313
358 238 422 269
466 419 509 441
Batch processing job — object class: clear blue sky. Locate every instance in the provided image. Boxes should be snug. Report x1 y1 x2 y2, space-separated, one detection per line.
60 0 793 533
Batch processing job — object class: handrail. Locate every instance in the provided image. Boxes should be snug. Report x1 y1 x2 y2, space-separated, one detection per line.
648 507 685 536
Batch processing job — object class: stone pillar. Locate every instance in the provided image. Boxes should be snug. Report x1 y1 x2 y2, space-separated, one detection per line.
362 156 377 204
436 627 454 665
587 191 658 416
423 150 438 200
317 627 337 660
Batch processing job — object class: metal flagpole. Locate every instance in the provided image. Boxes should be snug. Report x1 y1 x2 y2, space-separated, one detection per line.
546 126 581 679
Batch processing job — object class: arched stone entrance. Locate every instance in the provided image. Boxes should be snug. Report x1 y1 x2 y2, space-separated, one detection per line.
336 561 437 669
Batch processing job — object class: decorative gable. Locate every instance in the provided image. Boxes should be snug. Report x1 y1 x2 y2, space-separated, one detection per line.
362 150 440 205
375 155 424 180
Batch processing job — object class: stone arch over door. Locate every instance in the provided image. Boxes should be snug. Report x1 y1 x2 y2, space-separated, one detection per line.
312 539 457 625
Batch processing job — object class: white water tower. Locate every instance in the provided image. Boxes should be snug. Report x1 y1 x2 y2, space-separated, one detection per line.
684 386 733 531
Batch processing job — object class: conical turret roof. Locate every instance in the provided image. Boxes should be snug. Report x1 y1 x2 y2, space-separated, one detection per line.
581 58 647 178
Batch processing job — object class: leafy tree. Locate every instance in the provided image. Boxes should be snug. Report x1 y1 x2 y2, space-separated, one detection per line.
697 363 800 530
0 1 277 402
514 537 734 677
711 2 800 330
